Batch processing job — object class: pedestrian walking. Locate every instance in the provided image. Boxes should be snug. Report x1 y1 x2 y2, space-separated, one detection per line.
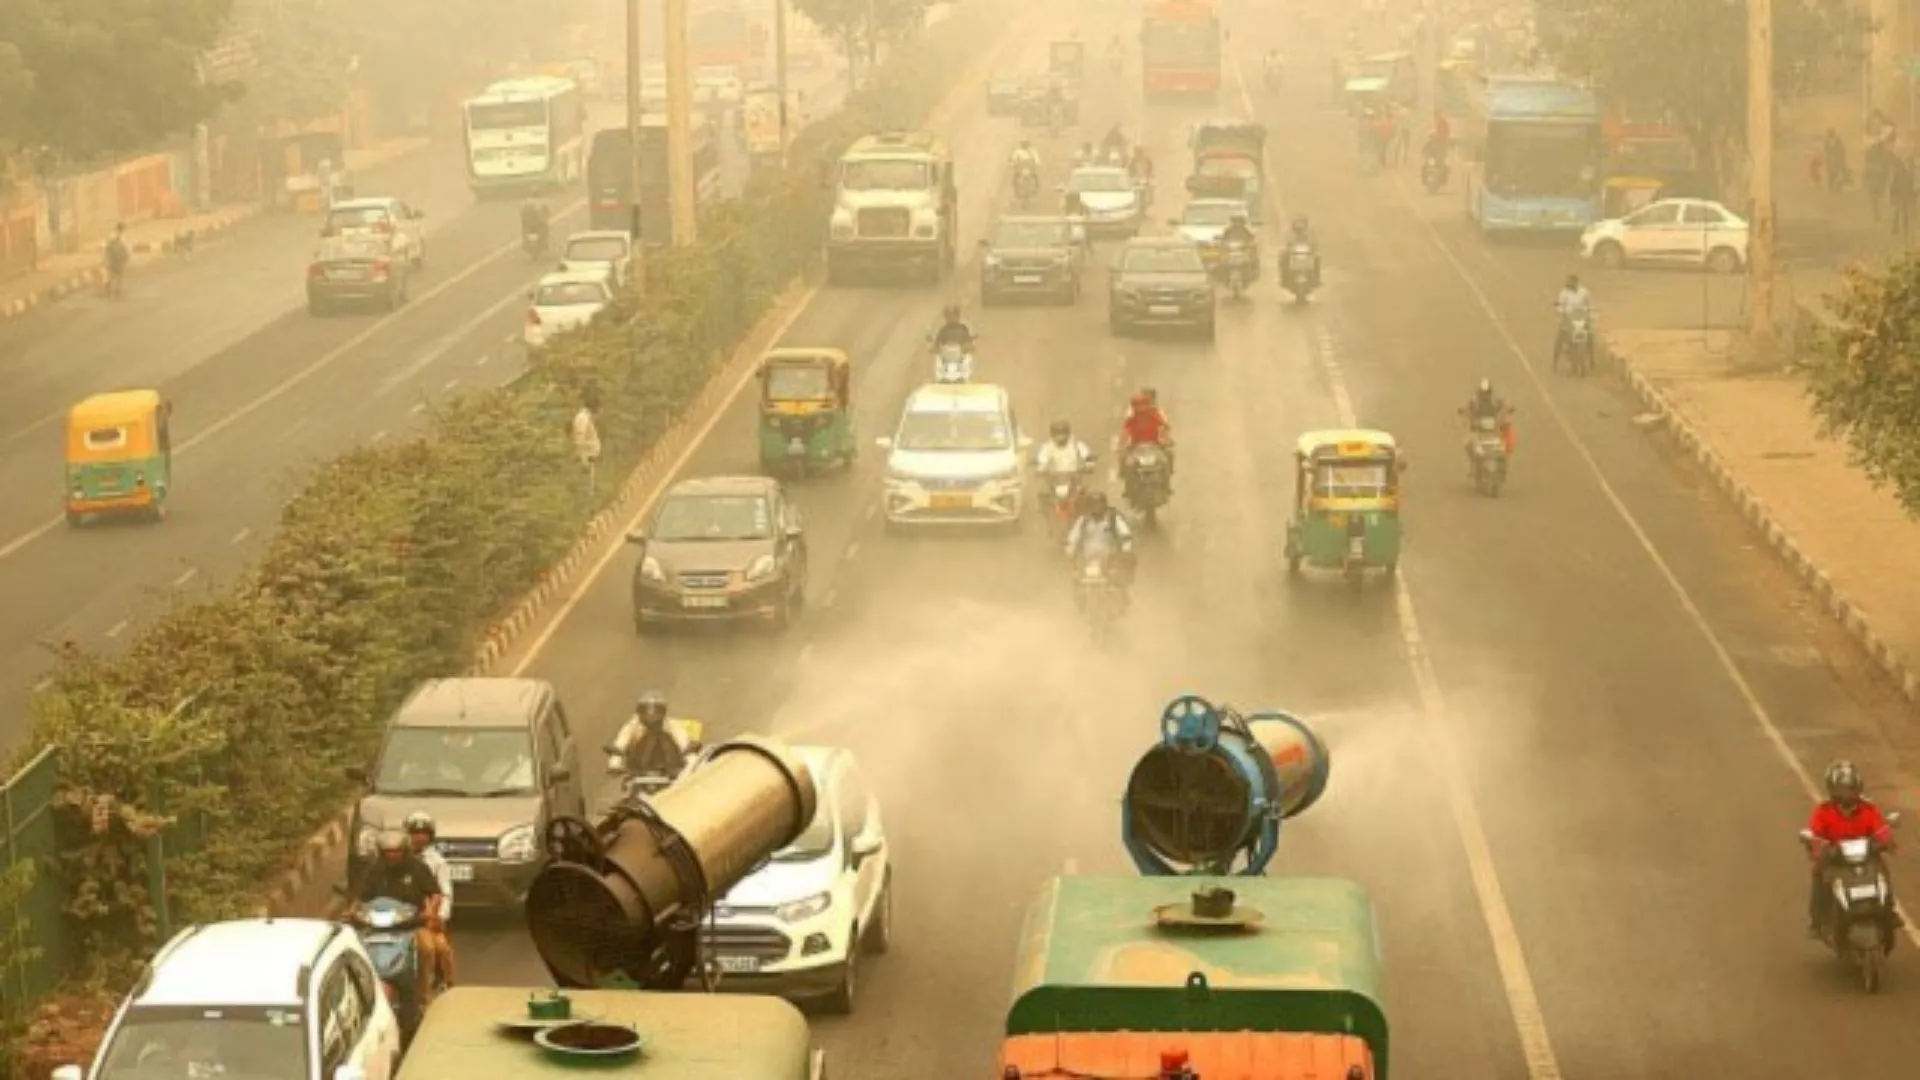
1823 128 1850 192
1890 151 1915 242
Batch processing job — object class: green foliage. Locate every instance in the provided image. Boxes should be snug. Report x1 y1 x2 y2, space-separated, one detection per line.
1534 0 1863 183
221 0 355 128
15 0 1001 988
793 0 929 62
0 0 240 167
1802 258 1920 515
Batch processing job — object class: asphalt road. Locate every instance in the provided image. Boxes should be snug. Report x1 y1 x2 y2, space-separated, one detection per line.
0 80 846 741
412 11 1920 1080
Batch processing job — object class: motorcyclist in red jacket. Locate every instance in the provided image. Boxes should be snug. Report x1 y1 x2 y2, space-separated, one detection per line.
1119 390 1175 494
1806 759 1899 935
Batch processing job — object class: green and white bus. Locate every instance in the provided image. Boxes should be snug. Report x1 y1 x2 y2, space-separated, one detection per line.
462 75 587 196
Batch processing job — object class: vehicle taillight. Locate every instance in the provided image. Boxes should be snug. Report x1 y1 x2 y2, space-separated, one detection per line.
370 259 391 278
319 226 336 238
375 221 395 234
307 263 325 281
526 308 541 326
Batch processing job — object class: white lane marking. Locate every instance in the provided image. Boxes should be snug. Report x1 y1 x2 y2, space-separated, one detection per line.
230 527 252 544
475 354 491 367
371 430 388 444
0 198 587 564
105 619 129 639
1230 58 1566 1077
172 567 198 588
1411 184 1920 950
442 377 460 392
508 285 824 675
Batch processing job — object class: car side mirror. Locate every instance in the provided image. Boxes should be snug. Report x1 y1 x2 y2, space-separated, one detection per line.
874 436 893 449
345 765 367 783
1017 435 1034 449
602 742 621 757
626 529 648 544
1798 828 1816 844
784 524 804 540
548 768 572 785
335 1065 369 1080
51 1067 82 1080
850 833 882 859
1890 811 1905 828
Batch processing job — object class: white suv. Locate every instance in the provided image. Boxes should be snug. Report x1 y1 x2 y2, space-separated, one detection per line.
703 744 892 1013
876 382 1031 532
55 919 402 1080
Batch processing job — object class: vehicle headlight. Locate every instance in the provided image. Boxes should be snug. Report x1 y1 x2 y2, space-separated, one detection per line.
913 209 938 238
775 891 832 922
498 824 539 863
744 554 777 582
830 208 853 239
641 555 666 583
356 823 380 857
886 468 917 486
984 253 1003 268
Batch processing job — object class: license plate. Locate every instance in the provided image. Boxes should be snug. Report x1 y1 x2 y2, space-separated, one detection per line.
716 955 760 973
331 268 367 280
682 596 729 609
1148 304 1179 315
1013 275 1042 284
930 493 971 509
448 863 474 882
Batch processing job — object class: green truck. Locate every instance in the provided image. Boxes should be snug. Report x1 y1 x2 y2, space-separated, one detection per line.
997 875 1389 1079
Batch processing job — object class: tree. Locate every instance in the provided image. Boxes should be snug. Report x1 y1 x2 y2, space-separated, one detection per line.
791 0 927 72
217 0 356 131
1534 0 1863 190
0 0 240 168
1802 258 1920 515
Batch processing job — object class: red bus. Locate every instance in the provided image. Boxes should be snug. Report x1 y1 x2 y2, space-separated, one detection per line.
1141 0 1221 102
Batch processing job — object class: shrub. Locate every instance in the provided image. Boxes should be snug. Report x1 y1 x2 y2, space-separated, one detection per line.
9 0 1012 1062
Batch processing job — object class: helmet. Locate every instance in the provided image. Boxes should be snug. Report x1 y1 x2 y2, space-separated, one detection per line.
404 811 436 842
1230 212 1248 225
1130 391 1152 409
942 303 960 321
377 828 409 859
1291 214 1309 231
1476 377 1494 396
1083 491 1110 515
1825 760 1864 806
637 689 668 726
1050 419 1071 441
1141 386 1158 403
1018 138 1031 147
1565 273 1581 289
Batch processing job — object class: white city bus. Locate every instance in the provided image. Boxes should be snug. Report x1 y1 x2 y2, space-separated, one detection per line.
462 75 587 196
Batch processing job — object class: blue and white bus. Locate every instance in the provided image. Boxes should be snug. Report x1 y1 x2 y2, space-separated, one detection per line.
1461 75 1604 235
462 76 588 196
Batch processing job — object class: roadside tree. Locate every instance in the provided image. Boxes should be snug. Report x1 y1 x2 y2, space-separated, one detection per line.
792 0 928 74
1802 258 1920 515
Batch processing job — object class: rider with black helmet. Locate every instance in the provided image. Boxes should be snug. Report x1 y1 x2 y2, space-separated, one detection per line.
1805 760 1901 935
931 303 977 351
610 690 695 779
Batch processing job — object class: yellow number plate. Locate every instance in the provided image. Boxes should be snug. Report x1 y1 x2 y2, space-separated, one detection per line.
930 493 971 509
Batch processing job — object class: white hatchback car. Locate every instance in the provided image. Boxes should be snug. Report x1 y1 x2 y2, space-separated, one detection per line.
1580 197 1749 273
55 918 401 1080
321 197 426 270
524 271 614 349
559 230 635 289
703 744 892 1013
877 382 1031 532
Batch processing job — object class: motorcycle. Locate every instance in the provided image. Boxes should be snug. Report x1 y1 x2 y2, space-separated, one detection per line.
1342 527 1367 590
1037 470 1089 542
605 721 704 804
1121 442 1172 526
1421 155 1448 193
933 342 974 384
1013 164 1040 208
1281 243 1320 302
348 898 425 1035
1074 551 1126 643
1264 65 1283 93
1555 311 1596 375
1801 811 1904 993
1110 51 1124 74
1465 414 1509 497
522 220 550 260
1222 240 1254 300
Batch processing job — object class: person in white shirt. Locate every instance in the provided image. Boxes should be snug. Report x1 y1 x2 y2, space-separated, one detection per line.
1553 272 1594 362
404 811 456 994
1033 419 1096 481
1010 140 1041 172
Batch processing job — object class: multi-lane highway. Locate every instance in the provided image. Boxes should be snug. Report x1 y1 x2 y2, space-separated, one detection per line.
0 78 847 736
404 10 1920 1080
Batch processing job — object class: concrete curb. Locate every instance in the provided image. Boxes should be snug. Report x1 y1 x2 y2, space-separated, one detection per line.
252 277 813 918
0 207 261 322
1623 365 1920 706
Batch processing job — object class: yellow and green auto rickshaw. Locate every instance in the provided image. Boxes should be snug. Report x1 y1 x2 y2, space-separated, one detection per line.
1283 428 1404 590
64 389 174 526
757 347 855 478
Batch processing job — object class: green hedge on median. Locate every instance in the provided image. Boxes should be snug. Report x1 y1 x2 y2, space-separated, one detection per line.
8 0 1009 1040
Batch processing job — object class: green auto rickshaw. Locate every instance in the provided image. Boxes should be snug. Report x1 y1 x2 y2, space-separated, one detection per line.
1283 428 1405 590
65 389 174 526
757 347 855 478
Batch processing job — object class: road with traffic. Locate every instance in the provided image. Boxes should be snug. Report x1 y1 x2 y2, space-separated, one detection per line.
0 77 847 740
414 11 1920 1080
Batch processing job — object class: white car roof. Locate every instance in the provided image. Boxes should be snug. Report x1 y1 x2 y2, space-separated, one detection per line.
329 197 398 212
565 230 632 244
1071 166 1130 180
138 919 342 1007
904 382 1010 414
536 270 613 289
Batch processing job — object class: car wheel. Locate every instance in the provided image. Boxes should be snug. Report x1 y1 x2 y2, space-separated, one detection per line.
823 938 858 1014
1706 246 1742 274
1594 241 1626 269
863 872 893 955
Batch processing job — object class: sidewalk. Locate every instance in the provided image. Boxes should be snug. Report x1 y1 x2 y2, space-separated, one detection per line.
1608 327 1920 706
0 136 431 324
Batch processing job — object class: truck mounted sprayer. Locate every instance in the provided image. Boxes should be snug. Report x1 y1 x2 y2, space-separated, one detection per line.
999 694 1390 1079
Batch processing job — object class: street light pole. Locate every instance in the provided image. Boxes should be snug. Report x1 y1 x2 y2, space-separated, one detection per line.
775 0 792 161
665 0 699 245
1747 0 1776 357
625 0 647 288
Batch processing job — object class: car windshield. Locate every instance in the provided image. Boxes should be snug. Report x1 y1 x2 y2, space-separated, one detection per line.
96 1005 306 1080
374 728 536 796
840 158 931 190
653 494 773 541
992 220 1070 247
1312 460 1393 497
536 281 609 307
324 206 391 231
772 796 837 861
1181 203 1244 226
896 408 1012 451
1196 157 1258 178
1069 170 1132 192
565 237 627 262
1121 246 1204 273
766 365 835 400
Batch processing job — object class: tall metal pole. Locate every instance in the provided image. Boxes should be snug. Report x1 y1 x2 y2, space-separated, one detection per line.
1746 0 1776 356
775 0 792 160
665 0 699 245
625 0 648 285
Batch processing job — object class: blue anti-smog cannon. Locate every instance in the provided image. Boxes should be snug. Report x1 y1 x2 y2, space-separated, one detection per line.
1122 694 1331 875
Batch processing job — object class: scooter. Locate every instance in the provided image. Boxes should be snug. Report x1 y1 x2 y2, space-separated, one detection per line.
523 225 549 260
1280 243 1320 302
1264 65 1283 93
1421 155 1449 192
1121 442 1172 527
1038 470 1089 542
1222 240 1254 301
1076 553 1125 644
1013 165 1040 208
1801 811 1904 993
933 342 974 384
1555 312 1596 375
1465 414 1509 497
347 898 425 1037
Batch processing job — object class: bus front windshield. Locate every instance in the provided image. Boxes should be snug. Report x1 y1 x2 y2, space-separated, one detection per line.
1486 123 1601 199
469 101 548 131
1143 21 1218 64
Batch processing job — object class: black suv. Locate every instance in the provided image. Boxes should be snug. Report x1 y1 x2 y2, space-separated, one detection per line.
979 216 1085 305
1107 237 1215 340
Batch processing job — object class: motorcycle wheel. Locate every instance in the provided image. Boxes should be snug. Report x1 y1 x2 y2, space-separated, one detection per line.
1861 944 1883 993
1345 563 1364 591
